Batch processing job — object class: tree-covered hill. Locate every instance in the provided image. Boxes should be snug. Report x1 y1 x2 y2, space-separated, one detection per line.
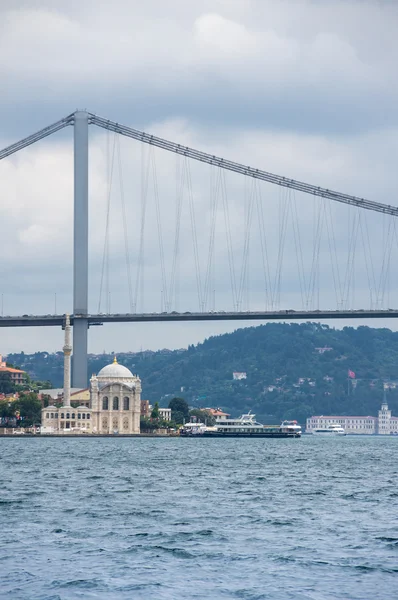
8 323 398 424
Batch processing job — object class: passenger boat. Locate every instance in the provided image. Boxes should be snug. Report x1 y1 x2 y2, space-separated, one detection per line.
312 424 346 435
180 412 301 438
178 421 207 435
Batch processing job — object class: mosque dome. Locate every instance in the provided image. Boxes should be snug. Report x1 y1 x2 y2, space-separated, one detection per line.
97 356 134 379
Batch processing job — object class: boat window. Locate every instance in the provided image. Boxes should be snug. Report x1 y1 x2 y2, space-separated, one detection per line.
102 396 109 410
113 397 119 410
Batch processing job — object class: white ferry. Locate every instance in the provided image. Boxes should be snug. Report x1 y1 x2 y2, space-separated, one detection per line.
312 424 346 436
179 421 207 435
281 420 302 435
180 412 301 438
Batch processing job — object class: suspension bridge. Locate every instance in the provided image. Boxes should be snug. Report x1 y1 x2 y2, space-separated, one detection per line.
1 110 398 388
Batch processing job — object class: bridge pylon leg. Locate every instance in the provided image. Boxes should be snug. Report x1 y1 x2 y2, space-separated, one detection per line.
72 111 89 388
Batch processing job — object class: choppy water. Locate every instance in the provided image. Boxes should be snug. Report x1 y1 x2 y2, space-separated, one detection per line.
1 436 397 599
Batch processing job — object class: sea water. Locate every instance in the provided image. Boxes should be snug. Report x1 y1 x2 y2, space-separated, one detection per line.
0 436 397 599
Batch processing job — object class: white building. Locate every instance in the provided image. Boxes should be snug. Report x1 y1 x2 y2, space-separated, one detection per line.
233 372 247 380
41 316 141 435
306 415 376 434
158 407 171 421
306 400 398 435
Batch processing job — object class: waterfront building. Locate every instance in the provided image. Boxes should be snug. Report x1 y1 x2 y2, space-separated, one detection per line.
306 415 376 434
306 400 398 435
41 316 141 434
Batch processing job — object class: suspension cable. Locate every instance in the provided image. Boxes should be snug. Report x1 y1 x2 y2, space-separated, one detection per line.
90 113 398 218
0 114 74 160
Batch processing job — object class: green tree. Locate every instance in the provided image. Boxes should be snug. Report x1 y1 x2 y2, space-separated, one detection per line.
140 416 158 431
168 397 189 422
0 372 15 394
0 400 14 420
151 401 160 419
189 408 215 426
15 392 42 426
170 410 185 425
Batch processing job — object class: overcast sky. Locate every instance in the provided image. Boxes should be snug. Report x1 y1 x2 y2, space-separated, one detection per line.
1 0 398 355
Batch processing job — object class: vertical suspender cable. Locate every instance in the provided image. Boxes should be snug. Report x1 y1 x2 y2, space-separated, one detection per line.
98 132 116 313
116 136 134 313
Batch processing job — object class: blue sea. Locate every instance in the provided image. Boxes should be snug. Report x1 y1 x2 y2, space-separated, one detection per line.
0 436 397 599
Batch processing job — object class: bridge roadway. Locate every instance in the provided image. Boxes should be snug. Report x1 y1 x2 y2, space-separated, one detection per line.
1 309 398 327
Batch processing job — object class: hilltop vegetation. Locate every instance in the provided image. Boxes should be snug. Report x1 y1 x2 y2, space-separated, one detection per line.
8 323 398 424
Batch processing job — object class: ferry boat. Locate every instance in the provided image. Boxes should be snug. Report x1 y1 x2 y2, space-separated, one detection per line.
312 424 346 435
180 412 301 438
179 421 207 435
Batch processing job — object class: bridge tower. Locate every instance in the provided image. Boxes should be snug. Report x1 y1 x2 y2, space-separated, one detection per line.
72 111 89 388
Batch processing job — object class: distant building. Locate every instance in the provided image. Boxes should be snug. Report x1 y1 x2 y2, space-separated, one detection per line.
141 400 150 417
233 372 247 380
378 400 393 435
40 388 85 405
315 347 333 354
306 400 398 435
0 354 26 386
205 408 231 422
158 408 171 421
70 389 90 408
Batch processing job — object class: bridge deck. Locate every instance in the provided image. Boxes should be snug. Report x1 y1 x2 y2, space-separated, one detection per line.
0 310 397 327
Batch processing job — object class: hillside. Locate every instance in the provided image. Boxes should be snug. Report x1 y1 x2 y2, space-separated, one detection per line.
8 323 398 423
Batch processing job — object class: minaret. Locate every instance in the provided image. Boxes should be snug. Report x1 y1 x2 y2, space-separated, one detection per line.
63 314 72 407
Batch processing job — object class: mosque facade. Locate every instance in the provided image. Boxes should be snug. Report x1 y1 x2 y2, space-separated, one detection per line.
41 316 141 435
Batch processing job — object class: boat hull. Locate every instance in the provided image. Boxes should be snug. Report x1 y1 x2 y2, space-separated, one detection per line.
312 432 346 436
180 431 301 438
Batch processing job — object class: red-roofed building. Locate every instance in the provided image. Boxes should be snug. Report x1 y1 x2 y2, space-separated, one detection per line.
205 408 231 422
0 355 26 386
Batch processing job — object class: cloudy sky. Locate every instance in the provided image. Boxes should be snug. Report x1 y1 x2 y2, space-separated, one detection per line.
1 0 398 355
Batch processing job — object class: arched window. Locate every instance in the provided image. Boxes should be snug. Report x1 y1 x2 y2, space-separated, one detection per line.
72 413 75 419
55 413 58 418
113 396 119 410
87 413 90 420
82 414 85 419
50 413 54 419
102 396 109 410
78 413 81 419
61 413 64 419
46 413 49 419
66 413 70 419
123 397 130 410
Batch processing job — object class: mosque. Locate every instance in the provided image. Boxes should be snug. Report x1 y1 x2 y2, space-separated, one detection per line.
41 316 141 434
